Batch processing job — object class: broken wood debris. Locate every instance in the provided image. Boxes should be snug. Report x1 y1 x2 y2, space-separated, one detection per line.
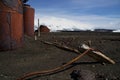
17 49 92 80
17 41 115 80
80 44 115 64
42 41 115 64
41 40 80 54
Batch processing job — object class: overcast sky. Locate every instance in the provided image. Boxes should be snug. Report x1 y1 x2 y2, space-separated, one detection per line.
27 0 120 31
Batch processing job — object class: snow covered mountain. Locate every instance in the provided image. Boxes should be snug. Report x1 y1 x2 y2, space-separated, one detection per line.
34 16 120 32
113 29 120 32
34 16 94 32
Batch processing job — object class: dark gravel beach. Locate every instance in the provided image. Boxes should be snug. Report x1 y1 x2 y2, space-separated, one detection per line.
0 32 120 80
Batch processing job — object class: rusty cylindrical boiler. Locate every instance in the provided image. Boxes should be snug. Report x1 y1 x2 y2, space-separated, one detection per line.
23 4 35 37
0 0 24 51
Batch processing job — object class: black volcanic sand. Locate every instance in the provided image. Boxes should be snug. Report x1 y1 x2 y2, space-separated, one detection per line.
0 32 120 80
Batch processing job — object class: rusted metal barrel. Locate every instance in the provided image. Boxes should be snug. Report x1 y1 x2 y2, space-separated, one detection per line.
0 0 23 51
23 4 35 37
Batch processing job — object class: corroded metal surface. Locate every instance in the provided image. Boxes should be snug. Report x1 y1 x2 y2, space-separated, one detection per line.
23 4 35 37
10 12 24 49
0 0 23 51
1 0 23 13
40 25 50 32
0 12 11 50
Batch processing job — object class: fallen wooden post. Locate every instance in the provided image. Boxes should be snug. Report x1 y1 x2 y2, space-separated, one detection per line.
80 44 115 64
41 40 80 54
17 41 115 80
42 41 115 64
16 49 92 80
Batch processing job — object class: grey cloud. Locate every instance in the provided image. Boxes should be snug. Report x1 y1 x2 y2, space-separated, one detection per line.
70 0 120 9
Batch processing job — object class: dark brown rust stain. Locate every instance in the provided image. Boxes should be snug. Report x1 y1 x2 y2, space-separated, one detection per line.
0 12 11 50
1 0 23 13
0 0 23 51
10 13 24 49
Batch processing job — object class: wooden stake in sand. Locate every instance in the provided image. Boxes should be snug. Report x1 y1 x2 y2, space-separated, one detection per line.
38 18 40 37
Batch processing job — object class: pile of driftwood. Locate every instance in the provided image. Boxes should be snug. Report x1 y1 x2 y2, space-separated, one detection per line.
42 41 115 64
17 40 115 80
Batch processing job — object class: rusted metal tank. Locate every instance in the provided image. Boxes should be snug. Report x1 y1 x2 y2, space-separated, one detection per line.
0 0 23 51
23 4 35 37
39 25 50 32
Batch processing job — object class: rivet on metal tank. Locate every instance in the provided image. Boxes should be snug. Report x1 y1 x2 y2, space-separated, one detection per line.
0 0 24 51
23 4 35 37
